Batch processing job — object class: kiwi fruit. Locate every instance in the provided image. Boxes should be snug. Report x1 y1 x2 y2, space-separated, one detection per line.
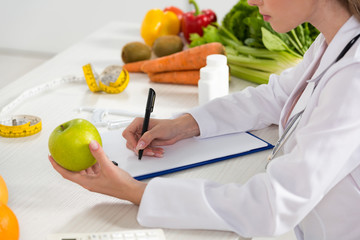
152 35 184 57
121 42 151 63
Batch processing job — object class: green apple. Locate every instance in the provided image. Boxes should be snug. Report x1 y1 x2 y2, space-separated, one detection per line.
48 118 102 171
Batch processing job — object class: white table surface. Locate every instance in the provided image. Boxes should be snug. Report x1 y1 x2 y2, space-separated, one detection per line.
0 22 278 240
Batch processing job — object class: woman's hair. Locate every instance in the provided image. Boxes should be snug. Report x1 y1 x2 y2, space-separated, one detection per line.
341 0 360 21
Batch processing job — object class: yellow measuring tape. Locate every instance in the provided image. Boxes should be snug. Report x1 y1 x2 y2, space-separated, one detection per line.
0 115 42 138
0 65 127 138
83 64 130 94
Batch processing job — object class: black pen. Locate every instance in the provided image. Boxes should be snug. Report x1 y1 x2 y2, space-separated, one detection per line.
138 88 156 160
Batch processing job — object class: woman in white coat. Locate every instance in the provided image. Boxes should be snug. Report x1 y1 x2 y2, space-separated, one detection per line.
50 0 360 239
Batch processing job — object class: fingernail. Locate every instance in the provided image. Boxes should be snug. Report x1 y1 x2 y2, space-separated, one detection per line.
136 140 145 150
147 151 155 156
89 140 99 150
155 152 164 158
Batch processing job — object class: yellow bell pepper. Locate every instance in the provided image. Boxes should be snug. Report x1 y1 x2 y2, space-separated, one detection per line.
141 9 181 46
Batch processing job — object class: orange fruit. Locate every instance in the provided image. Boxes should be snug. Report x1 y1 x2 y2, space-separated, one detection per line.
0 203 20 240
0 176 8 205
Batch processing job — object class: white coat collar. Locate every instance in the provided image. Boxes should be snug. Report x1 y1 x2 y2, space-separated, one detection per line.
279 37 327 130
279 16 360 131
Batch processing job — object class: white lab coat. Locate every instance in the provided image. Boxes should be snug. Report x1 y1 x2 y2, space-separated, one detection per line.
137 16 360 240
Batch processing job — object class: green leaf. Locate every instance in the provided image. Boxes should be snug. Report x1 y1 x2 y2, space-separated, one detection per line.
189 33 206 47
261 27 302 58
203 25 222 43
261 27 288 51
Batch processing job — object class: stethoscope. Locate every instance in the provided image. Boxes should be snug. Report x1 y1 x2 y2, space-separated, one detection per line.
266 33 360 166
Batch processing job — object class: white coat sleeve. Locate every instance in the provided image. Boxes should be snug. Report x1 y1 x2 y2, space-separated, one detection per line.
186 66 301 138
137 64 360 237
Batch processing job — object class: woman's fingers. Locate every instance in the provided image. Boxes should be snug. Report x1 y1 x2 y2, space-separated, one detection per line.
126 141 164 158
122 118 143 151
89 140 114 169
141 147 164 158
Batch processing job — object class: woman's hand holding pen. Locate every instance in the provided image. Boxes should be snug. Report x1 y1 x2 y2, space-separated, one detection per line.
122 113 200 157
49 140 146 205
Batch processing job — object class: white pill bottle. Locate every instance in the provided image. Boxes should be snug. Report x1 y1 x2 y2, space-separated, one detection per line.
198 54 229 105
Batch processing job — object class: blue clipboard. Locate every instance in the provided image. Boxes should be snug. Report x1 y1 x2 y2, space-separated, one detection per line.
101 130 273 181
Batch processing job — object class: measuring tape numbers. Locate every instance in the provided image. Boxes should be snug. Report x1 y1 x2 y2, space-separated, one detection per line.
82 64 129 94
0 115 42 138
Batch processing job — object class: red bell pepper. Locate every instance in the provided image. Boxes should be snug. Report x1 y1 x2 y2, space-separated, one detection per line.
181 0 217 43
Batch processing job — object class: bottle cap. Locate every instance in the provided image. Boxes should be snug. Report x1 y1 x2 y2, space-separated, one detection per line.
200 67 217 81
206 54 227 67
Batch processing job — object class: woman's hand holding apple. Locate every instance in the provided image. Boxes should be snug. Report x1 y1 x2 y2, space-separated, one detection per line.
48 114 199 204
49 140 146 205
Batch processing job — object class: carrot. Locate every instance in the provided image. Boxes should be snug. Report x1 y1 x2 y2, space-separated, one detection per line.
141 42 225 73
122 59 149 73
148 70 200 85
